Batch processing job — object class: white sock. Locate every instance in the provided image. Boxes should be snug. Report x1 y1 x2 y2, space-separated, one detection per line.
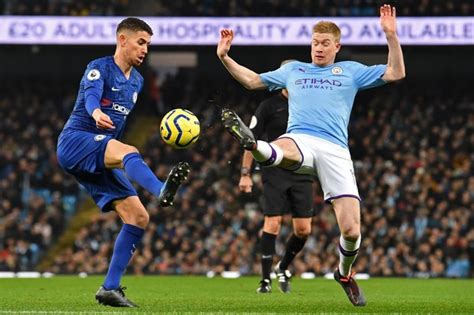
338 235 361 277
252 141 283 167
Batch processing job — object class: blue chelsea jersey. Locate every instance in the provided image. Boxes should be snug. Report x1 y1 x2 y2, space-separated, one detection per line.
260 60 387 148
63 56 144 139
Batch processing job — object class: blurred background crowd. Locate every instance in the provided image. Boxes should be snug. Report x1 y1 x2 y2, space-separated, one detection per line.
1 72 472 278
2 0 473 16
0 81 79 271
0 0 472 279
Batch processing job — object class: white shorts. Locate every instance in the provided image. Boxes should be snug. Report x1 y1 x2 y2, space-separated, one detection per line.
278 133 360 203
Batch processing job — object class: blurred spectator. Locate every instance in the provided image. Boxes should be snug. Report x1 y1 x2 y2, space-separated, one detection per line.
0 80 80 271
2 0 130 16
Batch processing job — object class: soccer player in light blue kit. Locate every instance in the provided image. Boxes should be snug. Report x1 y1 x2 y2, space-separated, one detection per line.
218 5 405 306
57 18 190 307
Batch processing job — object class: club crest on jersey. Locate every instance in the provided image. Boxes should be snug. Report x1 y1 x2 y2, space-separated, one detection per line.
132 92 138 104
87 69 101 81
94 135 106 141
332 67 343 75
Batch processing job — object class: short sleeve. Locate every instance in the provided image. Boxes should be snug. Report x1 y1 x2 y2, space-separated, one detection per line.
259 62 294 92
353 63 387 90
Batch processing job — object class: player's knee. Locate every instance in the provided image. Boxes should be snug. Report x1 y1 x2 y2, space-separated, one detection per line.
116 199 149 228
272 138 301 166
294 226 311 238
134 210 149 228
265 225 279 235
340 225 360 241
263 216 282 234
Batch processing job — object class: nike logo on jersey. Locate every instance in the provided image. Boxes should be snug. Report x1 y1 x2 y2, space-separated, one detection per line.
111 87 120 91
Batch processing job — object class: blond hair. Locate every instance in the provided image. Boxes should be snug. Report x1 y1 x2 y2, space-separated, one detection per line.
312 21 341 42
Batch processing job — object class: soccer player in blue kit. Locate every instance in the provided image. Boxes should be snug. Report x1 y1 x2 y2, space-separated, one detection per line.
217 5 405 306
57 18 190 307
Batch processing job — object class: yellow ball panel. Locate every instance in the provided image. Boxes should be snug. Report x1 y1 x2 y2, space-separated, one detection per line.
160 108 200 149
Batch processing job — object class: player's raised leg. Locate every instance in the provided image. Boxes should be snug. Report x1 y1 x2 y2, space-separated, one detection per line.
332 197 366 306
221 108 257 150
104 139 190 207
157 161 191 207
221 109 301 169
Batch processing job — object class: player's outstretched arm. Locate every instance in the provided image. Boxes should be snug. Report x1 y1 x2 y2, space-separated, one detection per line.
380 4 406 82
217 29 266 90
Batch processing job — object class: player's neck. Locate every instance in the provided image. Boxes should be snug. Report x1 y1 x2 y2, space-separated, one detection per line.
312 62 334 68
113 54 133 79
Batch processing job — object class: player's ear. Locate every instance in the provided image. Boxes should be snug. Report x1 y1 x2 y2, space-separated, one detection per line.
335 42 341 53
117 32 127 47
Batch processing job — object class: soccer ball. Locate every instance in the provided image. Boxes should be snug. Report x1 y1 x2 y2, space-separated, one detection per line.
160 108 200 149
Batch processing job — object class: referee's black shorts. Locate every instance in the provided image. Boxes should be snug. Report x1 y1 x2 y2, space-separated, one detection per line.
261 167 314 218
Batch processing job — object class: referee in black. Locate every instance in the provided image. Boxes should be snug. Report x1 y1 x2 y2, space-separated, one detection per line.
239 60 314 293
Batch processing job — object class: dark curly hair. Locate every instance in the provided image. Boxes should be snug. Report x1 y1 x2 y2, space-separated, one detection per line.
116 17 153 36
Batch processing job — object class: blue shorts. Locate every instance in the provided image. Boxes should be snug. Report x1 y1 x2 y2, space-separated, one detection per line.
57 130 137 212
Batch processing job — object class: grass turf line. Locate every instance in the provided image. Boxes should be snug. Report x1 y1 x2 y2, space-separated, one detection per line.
0 276 473 313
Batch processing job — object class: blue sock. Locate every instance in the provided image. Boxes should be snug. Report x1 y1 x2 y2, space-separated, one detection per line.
103 224 145 290
123 152 163 196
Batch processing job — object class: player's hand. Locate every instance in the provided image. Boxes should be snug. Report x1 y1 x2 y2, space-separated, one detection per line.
380 4 397 37
239 175 253 193
92 109 115 130
217 29 234 59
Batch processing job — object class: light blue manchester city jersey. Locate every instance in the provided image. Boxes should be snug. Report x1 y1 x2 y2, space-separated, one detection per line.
260 61 387 148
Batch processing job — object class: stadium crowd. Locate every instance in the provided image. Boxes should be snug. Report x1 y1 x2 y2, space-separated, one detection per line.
2 0 473 16
46 72 473 278
1 0 130 16
0 81 80 271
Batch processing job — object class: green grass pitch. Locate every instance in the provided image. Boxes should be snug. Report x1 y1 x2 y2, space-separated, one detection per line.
0 276 473 313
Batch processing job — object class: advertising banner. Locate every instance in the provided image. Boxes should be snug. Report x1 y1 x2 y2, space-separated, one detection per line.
0 16 472 45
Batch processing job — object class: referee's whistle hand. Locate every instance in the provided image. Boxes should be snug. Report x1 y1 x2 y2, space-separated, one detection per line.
239 176 253 193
